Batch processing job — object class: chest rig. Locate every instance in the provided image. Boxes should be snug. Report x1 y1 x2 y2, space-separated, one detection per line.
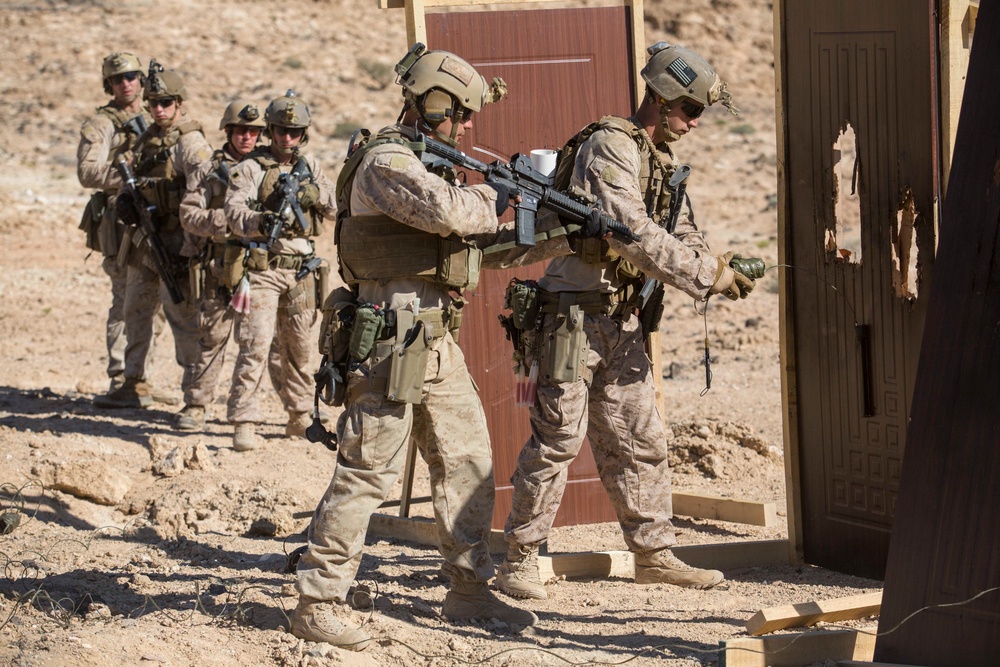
334 128 481 292
565 117 683 282
132 118 203 233
96 105 148 173
245 147 324 239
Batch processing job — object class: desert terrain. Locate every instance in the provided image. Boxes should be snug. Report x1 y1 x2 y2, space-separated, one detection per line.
0 1 881 665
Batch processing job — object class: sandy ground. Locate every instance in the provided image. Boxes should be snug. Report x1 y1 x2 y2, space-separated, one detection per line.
0 1 881 665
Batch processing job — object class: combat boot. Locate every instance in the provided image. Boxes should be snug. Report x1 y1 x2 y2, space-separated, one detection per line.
496 544 547 600
174 405 206 431
289 596 372 651
634 548 724 589
285 411 311 438
93 378 152 409
443 579 538 627
233 422 257 452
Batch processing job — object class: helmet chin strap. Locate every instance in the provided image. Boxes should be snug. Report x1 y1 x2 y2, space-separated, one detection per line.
659 106 682 143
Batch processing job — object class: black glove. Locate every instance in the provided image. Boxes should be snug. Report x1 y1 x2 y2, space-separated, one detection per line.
115 193 141 227
580 205 608 239
484 181 512 217
260 212 283 239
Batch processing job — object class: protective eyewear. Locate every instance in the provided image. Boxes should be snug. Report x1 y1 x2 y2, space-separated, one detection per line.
110 72 139 85
272 126 305 138
148 97 176 109
680 100 705 119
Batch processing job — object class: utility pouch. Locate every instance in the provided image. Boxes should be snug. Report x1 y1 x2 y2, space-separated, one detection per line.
246 247 269 272
222 245 247 289
188 258 204 302
446 299 465 343
541 303 588 383
348 304 385 363
314 262 330 312
387 320 430 404
504 278 540 330
79 192 107 252
318 287 357 358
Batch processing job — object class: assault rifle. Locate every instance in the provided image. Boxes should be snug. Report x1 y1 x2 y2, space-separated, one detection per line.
114 155 185 304
417 133 641 247
263 157 313 247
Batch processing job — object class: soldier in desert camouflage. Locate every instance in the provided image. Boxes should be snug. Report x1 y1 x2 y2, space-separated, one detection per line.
175 99 286 433
495 42 757 601
96 63 212 410
77 52 165 401
289 44 537 651
222 91 335 451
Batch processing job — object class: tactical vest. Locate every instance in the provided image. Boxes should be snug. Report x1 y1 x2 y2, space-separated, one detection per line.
246 148 325 238
562 117 680 280
96 105 147 175
334 129 482 292
132 118 203 233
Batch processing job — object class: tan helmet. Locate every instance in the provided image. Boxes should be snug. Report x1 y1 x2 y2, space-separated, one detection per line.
219 99 266 130
102 52 144 95
641 42 738 115
143 60 187 102
265 90 312 129
394 42 506 125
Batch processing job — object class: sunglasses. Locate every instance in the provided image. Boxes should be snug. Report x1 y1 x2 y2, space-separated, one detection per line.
680 100 705 119
148 97 176 109
110 72 139 85
272 126 305 138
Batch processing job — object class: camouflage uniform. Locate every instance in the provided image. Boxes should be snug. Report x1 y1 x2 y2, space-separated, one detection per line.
121 118 212 392
77 104 163 384
295 125 503 602
178 148 284 411
223 150 335 424
505 121 718 556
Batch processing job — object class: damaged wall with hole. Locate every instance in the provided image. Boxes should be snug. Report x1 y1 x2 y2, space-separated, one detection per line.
778 0 939 578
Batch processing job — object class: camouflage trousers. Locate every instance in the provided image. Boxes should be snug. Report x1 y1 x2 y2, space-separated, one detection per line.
183 281 285 409
504 312 676 554
297 332 496 603
103 256 163 379
227 266 316 423
122 260 200 389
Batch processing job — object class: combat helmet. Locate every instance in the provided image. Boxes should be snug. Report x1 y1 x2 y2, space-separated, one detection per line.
102 52 144 95
640 41 738 115
219 99 266 131
394 42 506 146
143 60 187 102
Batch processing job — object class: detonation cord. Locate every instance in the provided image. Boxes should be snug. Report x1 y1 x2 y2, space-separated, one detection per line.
696 263 858 396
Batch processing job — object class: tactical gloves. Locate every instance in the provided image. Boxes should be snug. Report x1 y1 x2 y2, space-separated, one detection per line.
484 181 513 216
709 252 755 300
298 182 320 210
579 205 608 239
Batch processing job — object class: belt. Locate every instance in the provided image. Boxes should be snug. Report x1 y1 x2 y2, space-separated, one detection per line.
269 253 308 271
537 289 630 317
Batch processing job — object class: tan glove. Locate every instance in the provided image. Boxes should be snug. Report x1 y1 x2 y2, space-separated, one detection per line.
709 253 755 300
298 182 320 209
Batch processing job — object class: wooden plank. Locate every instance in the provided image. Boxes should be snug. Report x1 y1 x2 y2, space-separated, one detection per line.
721 628 877 667
404 0 426 46
673 492 778 527
538 540 790 581
746 591 883 636
380 0 582 8
939 0 978 191
368 513 507 554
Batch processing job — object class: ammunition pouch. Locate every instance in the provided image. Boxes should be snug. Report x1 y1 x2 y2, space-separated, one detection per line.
79 192 107 252
222 244 248 289
348 304 388 363
504 278 540 331
317 287 358 407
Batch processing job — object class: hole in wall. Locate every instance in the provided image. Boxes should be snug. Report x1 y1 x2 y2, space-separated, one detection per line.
827 123 863 264
892 188 919 300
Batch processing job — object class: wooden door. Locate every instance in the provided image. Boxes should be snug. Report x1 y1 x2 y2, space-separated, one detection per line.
780 0 938 578
426 6 636 529
875 3 1000 662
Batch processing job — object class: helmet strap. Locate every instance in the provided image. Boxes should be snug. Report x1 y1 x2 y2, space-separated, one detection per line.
657 98 682 143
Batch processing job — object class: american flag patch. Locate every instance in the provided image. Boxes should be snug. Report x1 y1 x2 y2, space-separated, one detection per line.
667 58 698 86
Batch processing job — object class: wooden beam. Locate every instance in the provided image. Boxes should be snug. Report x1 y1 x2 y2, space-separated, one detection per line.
368 513 507 554
625 0 646 109
673 492 779 527
537 551 635 580
380 0 587 8
720 628 877 667
746 591 883 636
404 0 427 47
